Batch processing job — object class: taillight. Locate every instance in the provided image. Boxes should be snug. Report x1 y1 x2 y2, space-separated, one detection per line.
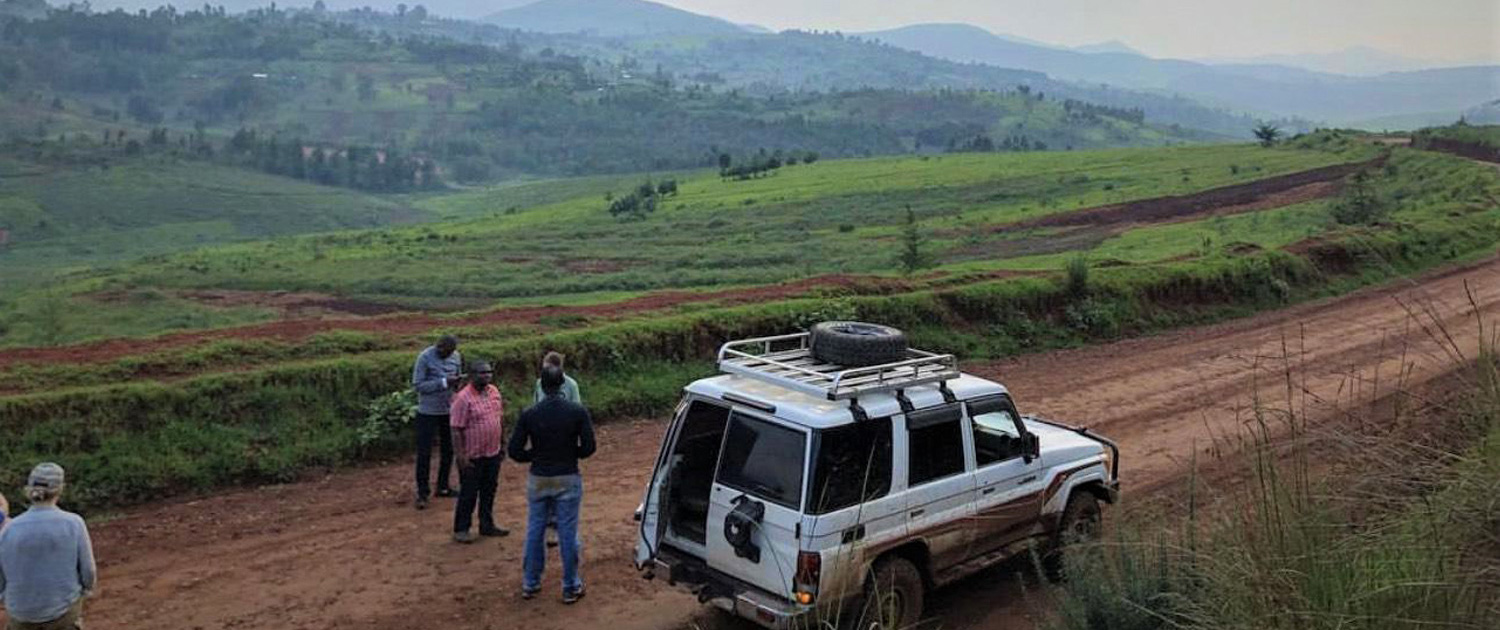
794 550 821 605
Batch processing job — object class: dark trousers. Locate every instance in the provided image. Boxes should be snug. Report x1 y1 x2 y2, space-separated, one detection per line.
454 454 502 533
414 413 454 499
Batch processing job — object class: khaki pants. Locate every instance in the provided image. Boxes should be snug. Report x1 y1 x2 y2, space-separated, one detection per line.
5 600 83 630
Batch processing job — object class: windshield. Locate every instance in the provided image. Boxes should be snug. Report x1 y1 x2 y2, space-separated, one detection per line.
716 412 806 509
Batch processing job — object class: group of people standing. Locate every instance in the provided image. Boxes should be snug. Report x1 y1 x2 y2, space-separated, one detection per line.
412 335 596 604
0 333 593 628
0 464 96 630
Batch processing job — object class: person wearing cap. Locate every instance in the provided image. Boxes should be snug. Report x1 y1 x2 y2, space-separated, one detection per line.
412 334 463 510
509 365 596 604
449 360 509 543
0 463 96 630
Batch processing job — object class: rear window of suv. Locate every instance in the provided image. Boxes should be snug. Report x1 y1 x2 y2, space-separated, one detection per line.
716 412 806 509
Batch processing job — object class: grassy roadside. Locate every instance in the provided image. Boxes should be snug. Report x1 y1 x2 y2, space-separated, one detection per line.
1049 320 1499 630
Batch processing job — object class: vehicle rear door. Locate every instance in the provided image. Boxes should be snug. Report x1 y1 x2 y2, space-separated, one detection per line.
901 403 976 574
635 398 692 569
705 409 811 598
966 395 1045 559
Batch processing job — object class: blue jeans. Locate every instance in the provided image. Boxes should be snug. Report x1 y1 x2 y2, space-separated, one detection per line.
524 474 583 592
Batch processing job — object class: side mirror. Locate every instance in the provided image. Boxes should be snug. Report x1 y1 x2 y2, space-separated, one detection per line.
1024 433 1041 461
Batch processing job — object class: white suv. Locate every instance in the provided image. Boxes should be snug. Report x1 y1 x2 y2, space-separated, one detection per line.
633 323 1120 629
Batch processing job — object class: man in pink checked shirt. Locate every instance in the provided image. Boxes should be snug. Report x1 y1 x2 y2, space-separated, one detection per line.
450 361 510 543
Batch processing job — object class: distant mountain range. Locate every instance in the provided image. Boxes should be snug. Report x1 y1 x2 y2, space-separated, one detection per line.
860 23 1500 125
1197 46 1439 77
484 0 743 36
69 0 1500 128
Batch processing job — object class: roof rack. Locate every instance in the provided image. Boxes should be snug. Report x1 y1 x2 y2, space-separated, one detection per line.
717 332 960 401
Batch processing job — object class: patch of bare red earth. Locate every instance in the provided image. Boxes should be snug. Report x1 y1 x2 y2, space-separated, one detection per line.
25 255 1491 630
0 275 917 368
1012 162 1362 230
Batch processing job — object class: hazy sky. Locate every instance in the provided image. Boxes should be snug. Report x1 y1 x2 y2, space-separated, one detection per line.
659 0 1500 63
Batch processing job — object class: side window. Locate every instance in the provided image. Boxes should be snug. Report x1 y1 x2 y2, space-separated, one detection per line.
906 405 966 486
717 413 806 509
969 396 1027 467
809 417 893 515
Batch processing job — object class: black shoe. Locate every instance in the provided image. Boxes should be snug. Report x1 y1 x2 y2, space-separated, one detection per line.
414 496 429 510
521 587 540 600
435 487 457 498
480 526 510 538
562 587 585 605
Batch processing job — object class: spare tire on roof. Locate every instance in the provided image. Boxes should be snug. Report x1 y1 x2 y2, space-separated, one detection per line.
809 321 909 367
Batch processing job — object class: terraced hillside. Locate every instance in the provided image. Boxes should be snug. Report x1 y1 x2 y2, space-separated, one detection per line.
0 142 1362 347
2 132 1498 516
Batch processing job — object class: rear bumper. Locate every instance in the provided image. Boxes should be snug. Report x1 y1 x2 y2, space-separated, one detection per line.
649 545 810 630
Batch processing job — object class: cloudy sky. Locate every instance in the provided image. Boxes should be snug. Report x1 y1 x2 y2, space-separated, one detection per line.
659 0 1500 64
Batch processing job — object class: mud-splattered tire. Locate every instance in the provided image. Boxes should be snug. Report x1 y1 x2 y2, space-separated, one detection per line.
1044 492 1102 582
854 556 924 630
809 321 908 367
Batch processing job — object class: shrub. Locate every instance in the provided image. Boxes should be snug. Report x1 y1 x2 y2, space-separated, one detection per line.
356 389 416 447
1066 254 1090 298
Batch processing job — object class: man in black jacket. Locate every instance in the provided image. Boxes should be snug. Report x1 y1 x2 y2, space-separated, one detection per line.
508 365 596 604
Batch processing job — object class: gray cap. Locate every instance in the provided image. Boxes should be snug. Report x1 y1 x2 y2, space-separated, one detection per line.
27 462 65 491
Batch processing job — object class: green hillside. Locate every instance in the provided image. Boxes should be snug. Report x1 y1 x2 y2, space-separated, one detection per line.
30 144 1357 318
0 5 1213 189
0 154 416 284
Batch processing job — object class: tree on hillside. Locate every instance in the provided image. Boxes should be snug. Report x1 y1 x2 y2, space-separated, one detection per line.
896 205 932 276
1330 169 1384 225
1253 124 1281 148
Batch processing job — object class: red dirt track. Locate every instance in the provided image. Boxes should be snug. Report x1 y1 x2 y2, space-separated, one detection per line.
1010 159 1367 229
12 255 1493 630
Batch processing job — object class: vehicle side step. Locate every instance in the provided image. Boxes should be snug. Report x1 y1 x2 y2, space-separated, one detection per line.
932 539 1040 587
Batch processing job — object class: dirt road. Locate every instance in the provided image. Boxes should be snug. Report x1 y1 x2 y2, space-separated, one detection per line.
16 255 1498 630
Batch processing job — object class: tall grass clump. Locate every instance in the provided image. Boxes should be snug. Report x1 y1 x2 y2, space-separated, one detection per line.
1051 302 1499 630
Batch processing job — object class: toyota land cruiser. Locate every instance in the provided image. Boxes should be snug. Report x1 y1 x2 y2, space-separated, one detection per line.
633 322 1120 629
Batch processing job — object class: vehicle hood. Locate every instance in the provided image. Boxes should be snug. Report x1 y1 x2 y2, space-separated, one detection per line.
1022 417 1110 467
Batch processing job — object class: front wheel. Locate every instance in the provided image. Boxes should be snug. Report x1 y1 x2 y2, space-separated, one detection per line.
853 556 924 630
1043 492 1102 582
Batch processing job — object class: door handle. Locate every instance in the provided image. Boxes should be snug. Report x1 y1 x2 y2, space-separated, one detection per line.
1018 475 1038 485
909 509 925 518
981 487 996 495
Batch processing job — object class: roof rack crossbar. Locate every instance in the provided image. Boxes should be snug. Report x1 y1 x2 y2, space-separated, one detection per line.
717 332 961 401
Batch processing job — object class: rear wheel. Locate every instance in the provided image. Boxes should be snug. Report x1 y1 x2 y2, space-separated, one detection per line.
854 556 924 630
1043 492 1102 582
